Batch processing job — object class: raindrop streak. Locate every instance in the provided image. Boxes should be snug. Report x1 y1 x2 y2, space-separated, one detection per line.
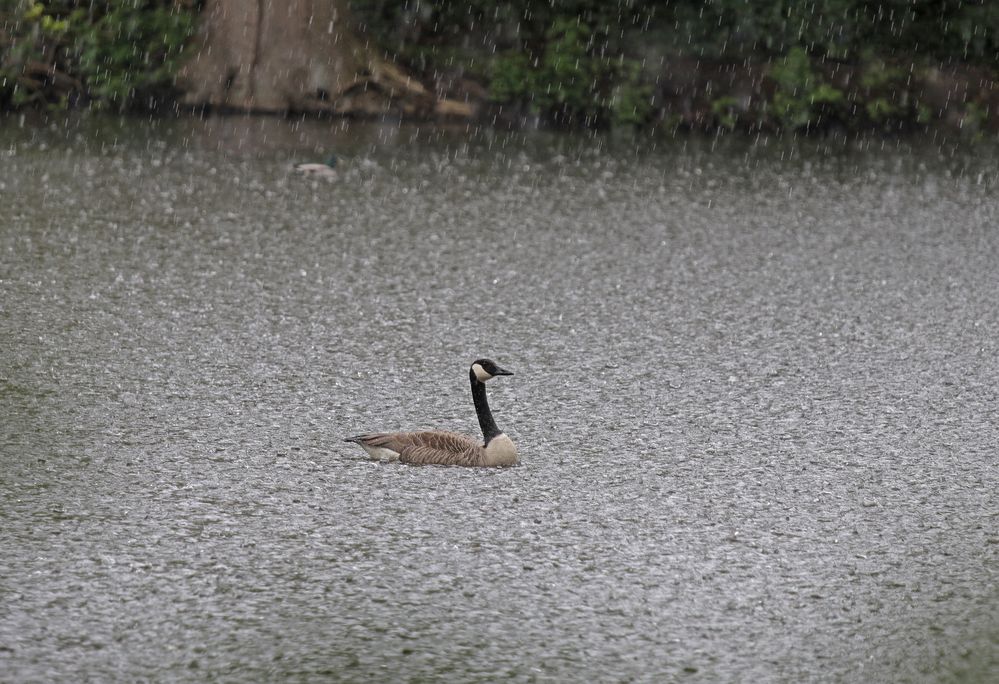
1 115 997 683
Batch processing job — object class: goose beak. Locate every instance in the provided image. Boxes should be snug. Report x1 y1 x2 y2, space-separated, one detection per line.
494 367 513 376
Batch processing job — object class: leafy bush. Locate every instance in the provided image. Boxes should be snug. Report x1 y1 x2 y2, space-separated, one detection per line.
490 18 650 127
2 0 996 130
859 58 907 127
356 0 655 128
710 96 740 131
609 61 653 127
72 1 194 107
661 0 999 65
769 47 844 130
355 1 998 130
1 0 195 110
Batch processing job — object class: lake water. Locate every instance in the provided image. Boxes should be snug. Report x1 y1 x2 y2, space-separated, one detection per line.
2 114 997 682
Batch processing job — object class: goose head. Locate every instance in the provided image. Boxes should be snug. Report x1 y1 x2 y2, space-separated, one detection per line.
470 358 513 383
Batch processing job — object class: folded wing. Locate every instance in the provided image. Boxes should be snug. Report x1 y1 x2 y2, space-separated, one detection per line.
348 431 485 466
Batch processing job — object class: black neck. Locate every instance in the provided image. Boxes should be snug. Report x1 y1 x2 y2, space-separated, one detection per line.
470 368 502 445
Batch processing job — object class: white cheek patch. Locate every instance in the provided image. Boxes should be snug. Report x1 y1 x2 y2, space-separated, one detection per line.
472 363 493 382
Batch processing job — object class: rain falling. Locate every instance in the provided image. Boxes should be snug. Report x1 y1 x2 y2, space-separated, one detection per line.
2 1 997 681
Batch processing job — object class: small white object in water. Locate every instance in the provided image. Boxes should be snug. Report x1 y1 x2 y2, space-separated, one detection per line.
294 154 338 178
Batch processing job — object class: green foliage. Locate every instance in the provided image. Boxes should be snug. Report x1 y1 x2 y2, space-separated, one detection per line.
710 96 740 131
1 1 196 110
71 1 194 107
488 51 531 106
609 61 653 127
2 0 996 130
356 0 656 128
865 97 898 122
661 0 999 65
488 17 651 127
858 57 914 127
531 19 600 121
769 47 844 130
859 59 903 91
354 0 998 130
962 101 988 138
916 103 934 126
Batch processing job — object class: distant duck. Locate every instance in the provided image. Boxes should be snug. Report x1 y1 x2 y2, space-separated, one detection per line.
345 359 519 467
294 154 338 177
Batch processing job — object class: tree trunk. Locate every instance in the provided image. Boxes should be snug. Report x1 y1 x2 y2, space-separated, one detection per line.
177 0 467 117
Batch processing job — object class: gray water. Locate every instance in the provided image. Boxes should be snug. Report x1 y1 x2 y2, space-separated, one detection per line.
2 115 997 682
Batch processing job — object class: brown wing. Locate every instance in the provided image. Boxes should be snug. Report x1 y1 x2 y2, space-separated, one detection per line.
350 431 486 466
397 431 485 466
350 432 417 453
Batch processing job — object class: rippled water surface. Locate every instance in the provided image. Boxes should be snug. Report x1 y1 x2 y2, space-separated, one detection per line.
2 115 997 682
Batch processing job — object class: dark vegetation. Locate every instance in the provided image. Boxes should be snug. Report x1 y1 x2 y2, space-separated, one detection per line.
0 1 195 110
2 0 997 133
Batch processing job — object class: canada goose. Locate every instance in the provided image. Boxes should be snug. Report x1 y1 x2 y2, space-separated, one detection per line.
345 359 518 467
294 154 337 177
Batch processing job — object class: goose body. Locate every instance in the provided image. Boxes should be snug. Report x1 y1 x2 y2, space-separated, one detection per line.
294 154 338 177
345 359 518 467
